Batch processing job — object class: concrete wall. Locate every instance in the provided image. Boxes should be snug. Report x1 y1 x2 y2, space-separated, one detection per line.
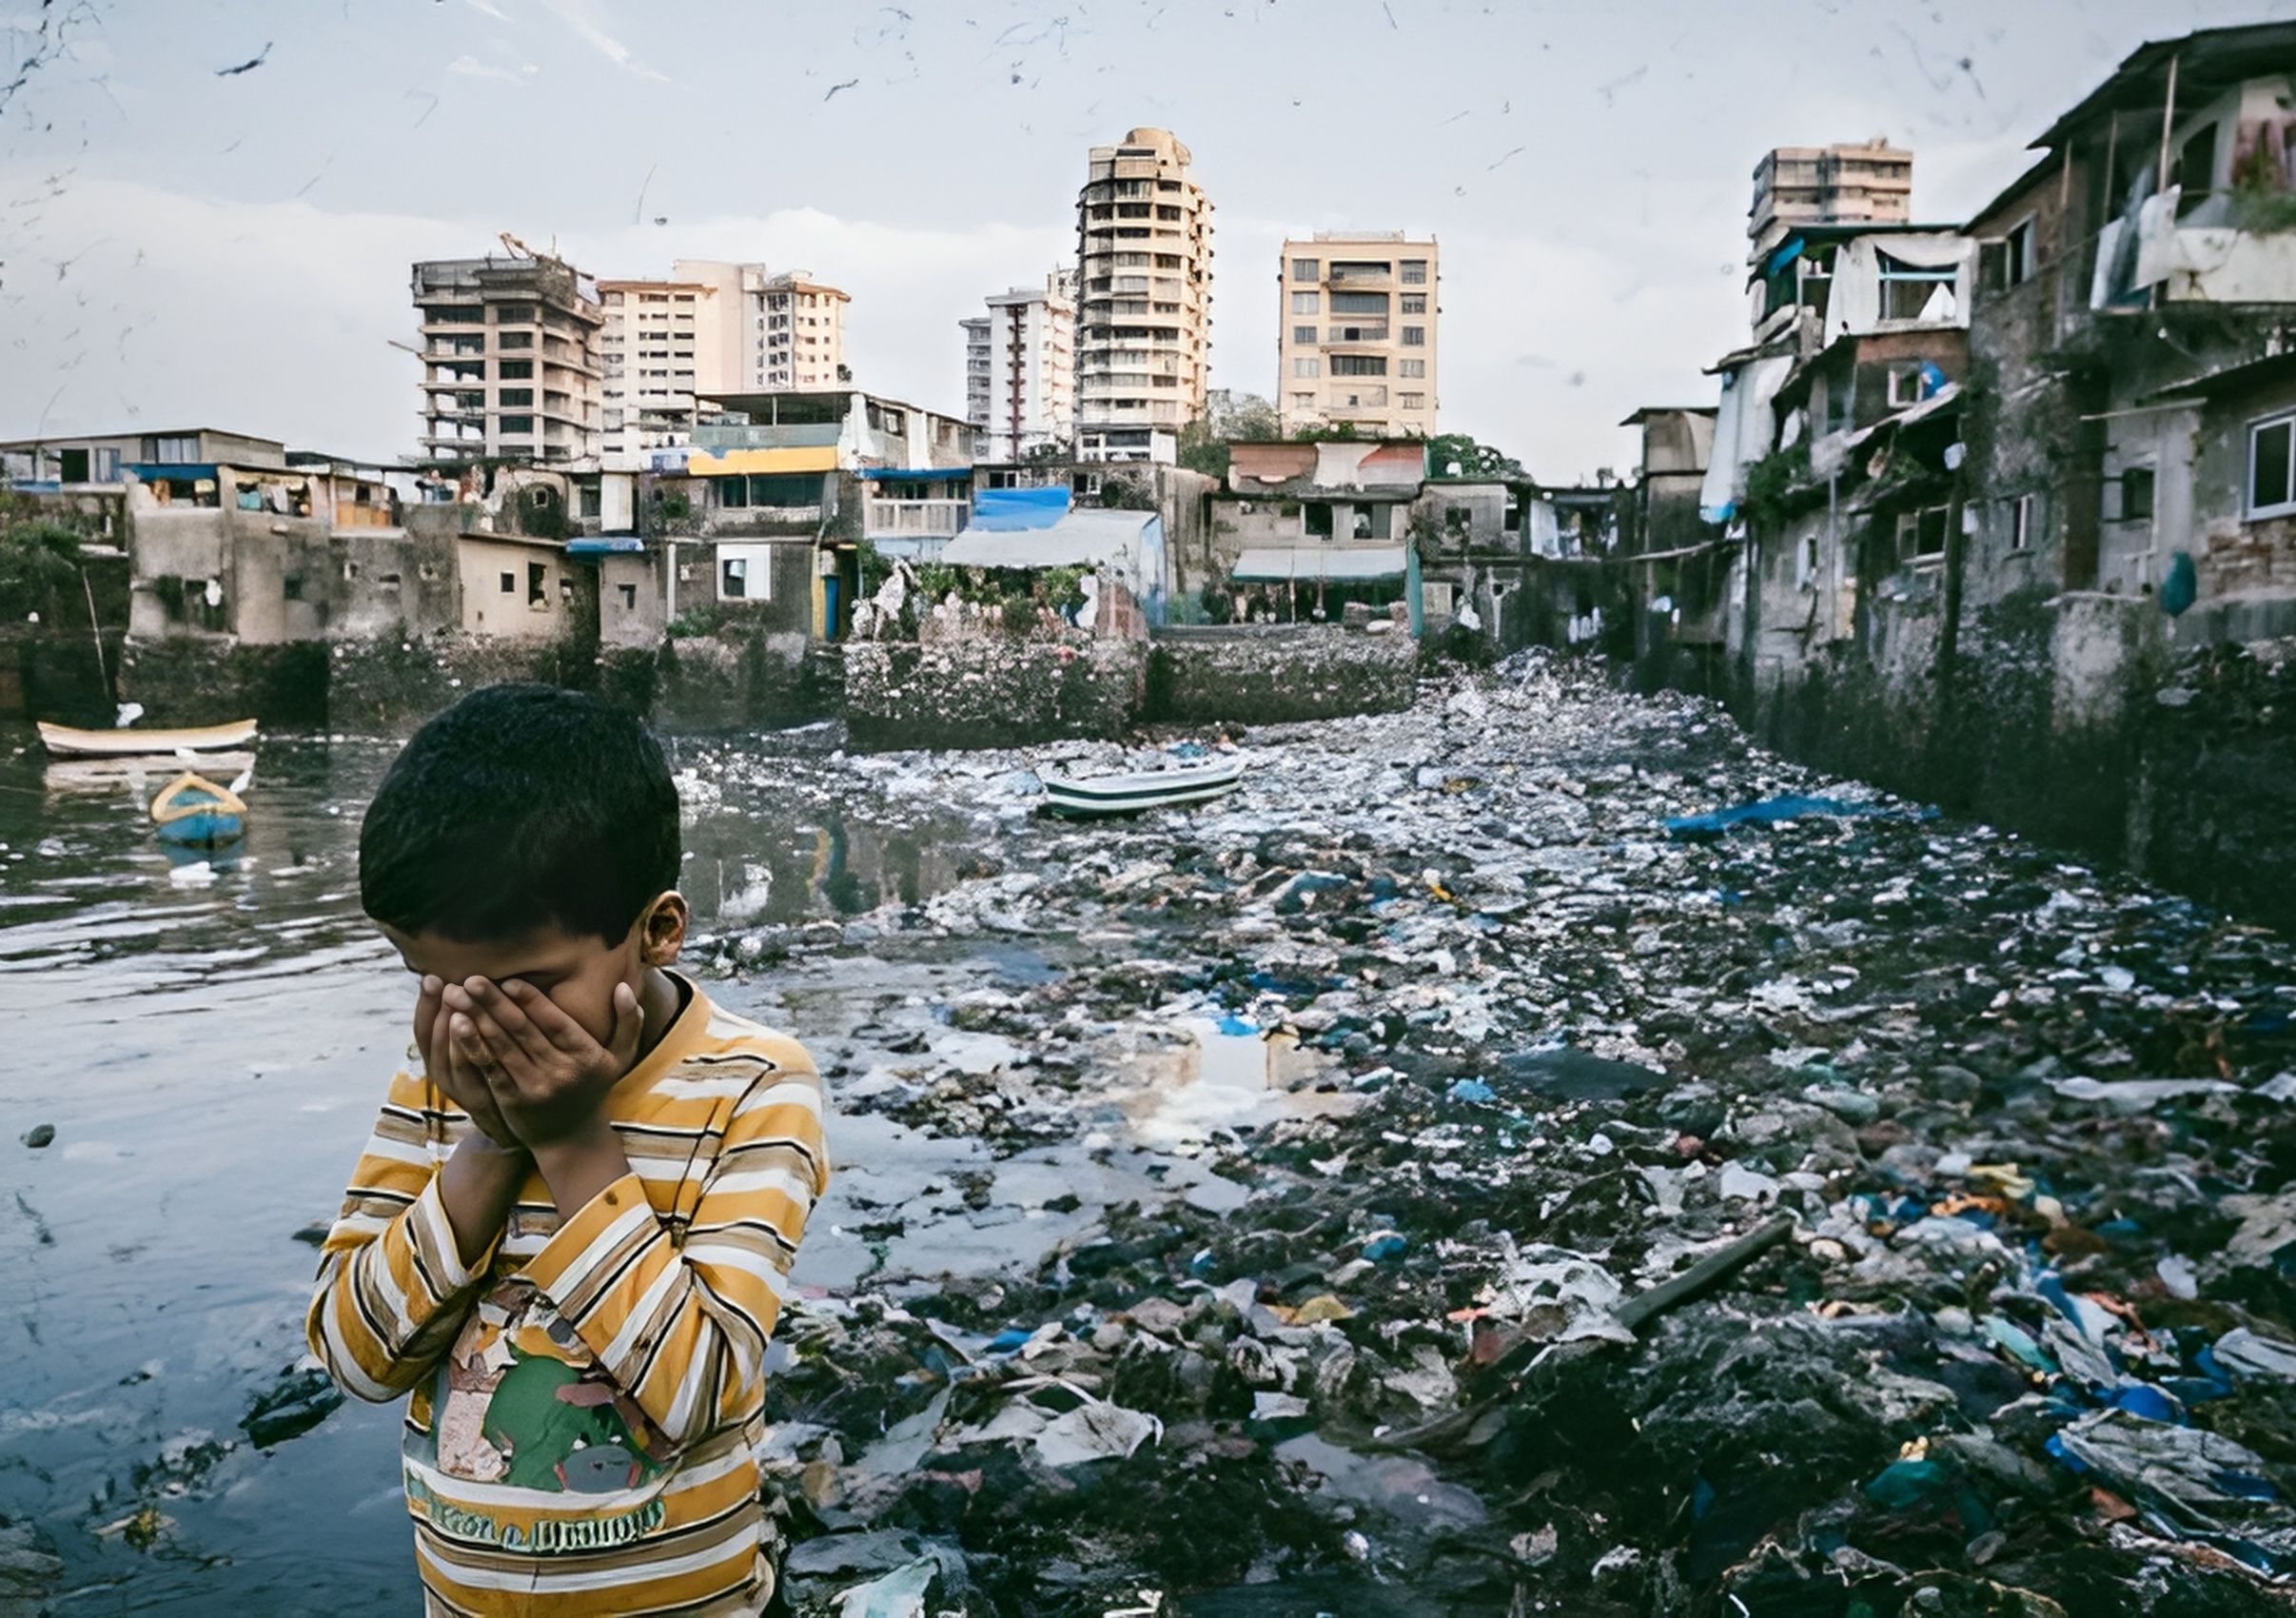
844 638 1148 750
1147 624 1416 724
456 536 572 640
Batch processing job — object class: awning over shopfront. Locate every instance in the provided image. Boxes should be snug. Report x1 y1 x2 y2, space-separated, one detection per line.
1230 544 1407 583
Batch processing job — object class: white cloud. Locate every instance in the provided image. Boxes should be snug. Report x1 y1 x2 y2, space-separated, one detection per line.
446 54 525 84
0 172 1068 462
462 0 512 18
534 0 668 84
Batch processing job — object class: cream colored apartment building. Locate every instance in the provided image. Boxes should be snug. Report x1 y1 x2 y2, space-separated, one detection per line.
1276 233 1439 438
1073 127 1213 463
597 262 852 469
1749 140 1913 261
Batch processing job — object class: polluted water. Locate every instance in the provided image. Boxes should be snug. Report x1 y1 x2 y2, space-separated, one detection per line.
10 653 2296 1617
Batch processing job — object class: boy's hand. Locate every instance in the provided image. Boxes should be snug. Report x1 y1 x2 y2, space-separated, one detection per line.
416 975 523 1150
444 977 644 1151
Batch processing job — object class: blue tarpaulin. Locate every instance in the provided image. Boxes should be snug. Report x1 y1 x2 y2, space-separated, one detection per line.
971 486 1073 531
565 536 645 556
1763 234 1807 278
1664 795 1934 839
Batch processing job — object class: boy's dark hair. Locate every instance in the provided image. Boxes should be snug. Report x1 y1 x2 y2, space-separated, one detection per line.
361 683 680 943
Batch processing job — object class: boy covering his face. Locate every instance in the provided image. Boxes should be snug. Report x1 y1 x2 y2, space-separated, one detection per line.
308 683 829 1615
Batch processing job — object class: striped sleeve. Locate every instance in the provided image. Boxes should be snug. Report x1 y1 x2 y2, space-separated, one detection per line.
304 1070 500 1403
520 1061 828 1450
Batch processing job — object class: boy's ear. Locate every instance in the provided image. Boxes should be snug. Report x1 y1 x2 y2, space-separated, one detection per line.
638 892 690 966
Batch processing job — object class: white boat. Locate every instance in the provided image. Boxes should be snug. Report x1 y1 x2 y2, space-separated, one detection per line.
36 718 259 760
1042 757 1246 819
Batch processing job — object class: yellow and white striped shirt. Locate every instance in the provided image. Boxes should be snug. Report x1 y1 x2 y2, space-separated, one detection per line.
307 979 829 1616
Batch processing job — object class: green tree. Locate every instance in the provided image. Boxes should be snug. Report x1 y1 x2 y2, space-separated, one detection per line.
0 519 86 622
1427 433 1525 480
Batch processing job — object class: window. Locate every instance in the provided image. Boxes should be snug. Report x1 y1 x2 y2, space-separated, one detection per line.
1886 364 1924 407
1291 257 1319 281
2174 124 2220 217
1399 359 1426 379
2010 492 2037 551
1796 531 1818 590
721 556 749 598
499 571 516 593
1292 356 1321 378
498 332 534 350
617 582 638 611
1895 504 1950 562
1291 392 1315 408
1401 326 1425 346
1401 294 1427 315
523 562 547 605
2005 218 2034 286
1401 260 1428 285
716 544 774 602
1292 325 1317 345
1399 391 1425 409
498 359 533 379
499 388 533 406
1877 252 1957 322
1290 290 1320 314
494 304 536 325
2119 465 2155 523
2249 414 2296 518
499 415 534 434
1331 354 1387 376
1330 290 1388 315
1305 503 1334 538
147 434 199 464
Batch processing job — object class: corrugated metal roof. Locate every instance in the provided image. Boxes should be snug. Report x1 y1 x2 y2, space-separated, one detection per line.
941 507 1157 569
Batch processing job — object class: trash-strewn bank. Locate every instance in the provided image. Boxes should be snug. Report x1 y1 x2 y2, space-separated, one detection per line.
686 651 2296 1618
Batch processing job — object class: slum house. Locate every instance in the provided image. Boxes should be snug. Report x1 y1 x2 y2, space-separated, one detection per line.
121 450 427 644
1960 22 2296 669
974 457 1216 590
657 388 977 641
1207 439 1426 622
932 486 1166 636
1735 283 1974 718
1691 217 1977 700
1406 472 1618 650
391 463 657 647
1616 406 1718 668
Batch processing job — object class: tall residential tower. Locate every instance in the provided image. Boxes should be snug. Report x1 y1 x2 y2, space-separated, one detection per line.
1276 232 1439 438
1073 127 1212 463
963 269 1078 462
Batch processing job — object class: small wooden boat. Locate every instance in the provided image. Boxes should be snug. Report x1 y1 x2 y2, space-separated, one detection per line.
38 717 259 760
1042 757 1246 819
45 751 255 791
150 771 247 846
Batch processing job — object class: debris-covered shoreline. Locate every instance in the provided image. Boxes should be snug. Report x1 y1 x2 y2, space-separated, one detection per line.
693 653 2296 1617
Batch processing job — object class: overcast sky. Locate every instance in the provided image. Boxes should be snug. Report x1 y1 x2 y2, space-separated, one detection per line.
0 0 2270 481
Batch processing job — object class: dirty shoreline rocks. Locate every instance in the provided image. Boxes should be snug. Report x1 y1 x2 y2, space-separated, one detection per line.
666 651 2296 1617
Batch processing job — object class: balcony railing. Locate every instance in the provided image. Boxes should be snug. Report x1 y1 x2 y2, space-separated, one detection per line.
863 498 970 540
690 421 843 452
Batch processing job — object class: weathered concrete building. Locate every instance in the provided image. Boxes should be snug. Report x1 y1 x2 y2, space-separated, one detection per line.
412 249 603 468
1208 439 1424 618
646 387 977 642
1749 139 1914 263
1613 22 2296 932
